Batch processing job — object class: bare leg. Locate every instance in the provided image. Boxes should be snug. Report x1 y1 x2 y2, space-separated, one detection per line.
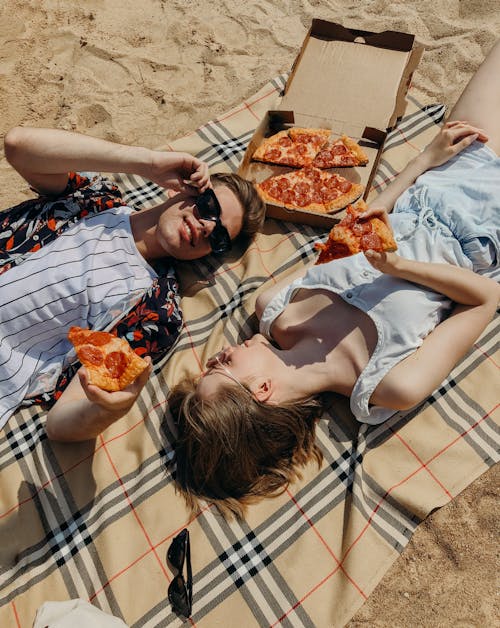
448 40 500 155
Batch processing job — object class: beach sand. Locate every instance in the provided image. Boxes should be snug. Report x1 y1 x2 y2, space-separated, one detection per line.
0 1 498 625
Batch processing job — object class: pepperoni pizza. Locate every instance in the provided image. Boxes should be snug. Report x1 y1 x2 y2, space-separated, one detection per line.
68 326 149 392
312 135 369 168
255 166 364 213
314 202 398 264
252 127 331 168
252 128 368 169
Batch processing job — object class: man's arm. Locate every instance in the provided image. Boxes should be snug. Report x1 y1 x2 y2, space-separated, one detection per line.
45 359 152 442
372 121 488 211
4 126 210 196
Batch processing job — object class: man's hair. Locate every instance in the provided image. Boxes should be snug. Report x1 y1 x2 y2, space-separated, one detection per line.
168 378 324 519
211 172 266 247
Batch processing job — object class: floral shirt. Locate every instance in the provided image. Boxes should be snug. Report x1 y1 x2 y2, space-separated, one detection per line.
0 172 183 407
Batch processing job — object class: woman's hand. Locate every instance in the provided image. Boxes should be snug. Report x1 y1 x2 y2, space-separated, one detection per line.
364 249 401 274
357 205 392 229
421 120 488 169
77 356 153 418
149 150 210 194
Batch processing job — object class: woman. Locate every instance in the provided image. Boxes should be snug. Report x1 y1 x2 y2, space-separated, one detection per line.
169 40 500 517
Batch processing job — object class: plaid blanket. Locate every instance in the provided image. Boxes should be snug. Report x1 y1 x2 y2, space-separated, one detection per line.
1 76 498 628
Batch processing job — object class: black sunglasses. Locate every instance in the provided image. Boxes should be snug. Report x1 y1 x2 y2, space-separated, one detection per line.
194 188 232 255
167 528 192 618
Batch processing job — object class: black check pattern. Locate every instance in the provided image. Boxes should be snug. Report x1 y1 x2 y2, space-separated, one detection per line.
0 76 498 628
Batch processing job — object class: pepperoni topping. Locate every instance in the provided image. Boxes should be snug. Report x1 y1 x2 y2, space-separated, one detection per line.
296 143 308 155
282 189 296 204
339 206 358 227
294 192 311 207
88 331 112 346
278 136 293 147
264 147 281 161
331 142 348 155
320 187 341 201
337 179 352 193
361 232 383 251
105 351 129 378
79 345 104 366
277 177 290 190
352 219 373 236
303 166 323 181
68 327 88 345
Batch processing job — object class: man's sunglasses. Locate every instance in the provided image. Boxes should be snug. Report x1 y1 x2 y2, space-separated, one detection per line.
167 528 192 618
194 188 232 255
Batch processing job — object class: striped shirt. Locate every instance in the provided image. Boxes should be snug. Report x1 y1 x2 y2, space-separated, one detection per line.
0 206 157 429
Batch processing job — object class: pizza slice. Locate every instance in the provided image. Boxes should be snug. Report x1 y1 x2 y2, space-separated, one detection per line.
314 202 397 264
255 166 364 213
312 135 369 168
68 326 149 392
252 127 330 168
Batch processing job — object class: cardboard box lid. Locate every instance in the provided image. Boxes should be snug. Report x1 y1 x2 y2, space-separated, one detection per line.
279 20 423 133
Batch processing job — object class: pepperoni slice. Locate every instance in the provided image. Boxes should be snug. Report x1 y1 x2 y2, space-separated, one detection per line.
331 143 348 155
352 220 373 236
88 331 112 346
105 351 129 378
321 187 341 201
361 232 383 251
339 206 358 227
282 189 296 204
264 147 281 161
303 166 323 182
277 177 290 190
296 143 308 155
295 181 310 195
68 328 88 345
278 136 293 147
337 179 352 193
79 345 104 366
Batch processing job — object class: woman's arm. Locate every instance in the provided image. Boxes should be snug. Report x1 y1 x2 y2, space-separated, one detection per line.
367 251 499 410
372 121 488 211
4 126 210 196
45 359 152 442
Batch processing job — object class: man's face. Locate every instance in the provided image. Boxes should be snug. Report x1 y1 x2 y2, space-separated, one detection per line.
156 186 244 260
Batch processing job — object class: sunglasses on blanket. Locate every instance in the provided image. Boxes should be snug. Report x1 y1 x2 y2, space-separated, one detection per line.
167 528 192 618
194 188 232 255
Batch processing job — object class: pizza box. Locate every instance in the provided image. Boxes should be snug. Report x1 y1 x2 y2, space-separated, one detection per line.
238 19 423 228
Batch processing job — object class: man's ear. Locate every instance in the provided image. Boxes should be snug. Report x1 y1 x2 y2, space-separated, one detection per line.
253 378 273 403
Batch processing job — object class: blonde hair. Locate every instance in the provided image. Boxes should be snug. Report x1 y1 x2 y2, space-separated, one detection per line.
168 378 324 519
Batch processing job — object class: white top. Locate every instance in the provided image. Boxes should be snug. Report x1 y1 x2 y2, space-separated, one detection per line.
0 206 157 429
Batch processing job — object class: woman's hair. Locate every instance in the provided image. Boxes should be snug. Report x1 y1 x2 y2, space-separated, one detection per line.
211 172 266 247
168 378 324 519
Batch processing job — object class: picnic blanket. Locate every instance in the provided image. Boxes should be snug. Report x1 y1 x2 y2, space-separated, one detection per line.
1 76 498 628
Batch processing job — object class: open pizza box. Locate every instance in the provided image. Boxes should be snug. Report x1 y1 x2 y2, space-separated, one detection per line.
238 19 424 228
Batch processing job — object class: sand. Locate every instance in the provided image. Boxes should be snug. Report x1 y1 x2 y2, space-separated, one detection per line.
0 1 498 625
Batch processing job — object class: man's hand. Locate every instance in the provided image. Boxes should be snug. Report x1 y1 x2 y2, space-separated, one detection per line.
421 120 488 170
77 356 153 418
149 150 210 194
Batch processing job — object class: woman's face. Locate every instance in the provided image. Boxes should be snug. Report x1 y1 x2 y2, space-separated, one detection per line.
197 334 273 399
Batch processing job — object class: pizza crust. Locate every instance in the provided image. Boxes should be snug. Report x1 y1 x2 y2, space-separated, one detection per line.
68 326 149 392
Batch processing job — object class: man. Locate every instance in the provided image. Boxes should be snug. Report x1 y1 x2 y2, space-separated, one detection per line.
1 127 265 439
